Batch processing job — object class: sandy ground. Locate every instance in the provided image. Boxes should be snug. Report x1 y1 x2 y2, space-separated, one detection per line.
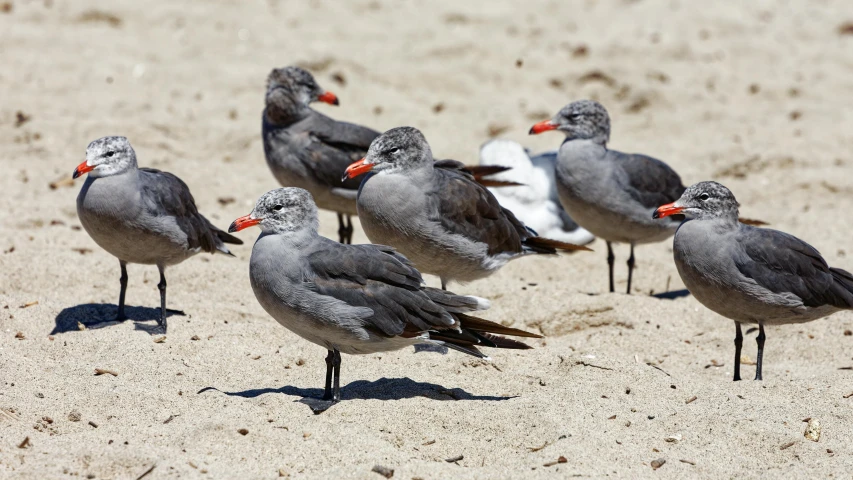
3 0 853 478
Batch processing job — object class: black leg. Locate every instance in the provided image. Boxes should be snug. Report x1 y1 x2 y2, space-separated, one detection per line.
304 349 342 414
336 213 345 243
733 322 743 381
626 243 635 295
337 213 353 244
441 279 447 291
157 265 167 332
116 260 128 321
331 349 342 402
606 241 615 293
344 215 353 244
322 349 335 400
754 323 766 381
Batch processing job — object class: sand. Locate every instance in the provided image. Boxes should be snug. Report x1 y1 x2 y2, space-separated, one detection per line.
2 0 853 478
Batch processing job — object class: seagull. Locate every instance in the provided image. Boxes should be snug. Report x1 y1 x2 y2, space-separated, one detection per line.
529 100 684 293
344 126 591 290
73 136 241 331
261 67 511 243
478 139 595 246
262 66 379 244
229 187 541 411
655 181 853 380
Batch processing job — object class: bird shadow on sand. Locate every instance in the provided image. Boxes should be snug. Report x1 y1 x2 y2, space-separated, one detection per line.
581 289 691 300
198 377 515 414
51 303 183 335
651 289 691 300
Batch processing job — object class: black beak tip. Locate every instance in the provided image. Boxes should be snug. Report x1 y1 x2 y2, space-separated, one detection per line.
72 169 81 179
341 173 349 182
227 222 238 234
332 98 340 106
652 210 661 220
527 127 535 135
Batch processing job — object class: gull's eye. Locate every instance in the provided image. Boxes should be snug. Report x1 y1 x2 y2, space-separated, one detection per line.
272 205 284 211
699 193 710 201
104 151 115 158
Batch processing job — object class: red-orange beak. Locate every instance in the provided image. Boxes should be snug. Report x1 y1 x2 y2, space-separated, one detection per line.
342 158 374 181
653 202 684 219
73 160 95 179
317 91 339 106
529 120 558 135
228 214 261 233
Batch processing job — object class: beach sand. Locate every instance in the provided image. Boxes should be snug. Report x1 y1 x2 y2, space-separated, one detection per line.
2 0 853 477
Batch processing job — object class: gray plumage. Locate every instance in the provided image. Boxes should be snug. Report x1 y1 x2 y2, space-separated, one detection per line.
353 127 590 289
230 187 540 406
531 100 685 293
74 136 240 330
660 181 853 380
262 66 379 243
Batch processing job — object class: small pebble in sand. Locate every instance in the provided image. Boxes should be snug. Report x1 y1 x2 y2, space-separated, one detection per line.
543 456 567 467
371 465 394 478
664 434 682 443
68 410 82 422
804 418 821 442
238 428 249 436
650 458 666 470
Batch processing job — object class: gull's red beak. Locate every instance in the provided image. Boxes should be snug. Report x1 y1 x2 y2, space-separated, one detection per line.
653 202 684 219
343 158 373 181
73 160 95 179
317 91 339 106
529 120 558 135
229 214 260 233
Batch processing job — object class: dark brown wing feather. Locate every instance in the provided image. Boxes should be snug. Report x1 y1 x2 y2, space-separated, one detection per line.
301 112 380 190
139 168 241 254
610 150 685 209
305 242 458 337
429 163 529 256
738 217 769 226
304 239 541 355
433 161 523 187
735 227 853 309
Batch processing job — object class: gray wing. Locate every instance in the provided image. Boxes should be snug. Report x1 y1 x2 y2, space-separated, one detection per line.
139 168 240 253
609 150 686 209
428 164 529 256
735 227 853 309
299 112 380 190
305 241 475 337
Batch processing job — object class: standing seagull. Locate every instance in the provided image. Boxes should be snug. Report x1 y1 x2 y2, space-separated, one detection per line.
655 181 853 380
229 187 541 411
73 136 241 331
344 127 591 290
262 66 379 244
529 100 684 294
